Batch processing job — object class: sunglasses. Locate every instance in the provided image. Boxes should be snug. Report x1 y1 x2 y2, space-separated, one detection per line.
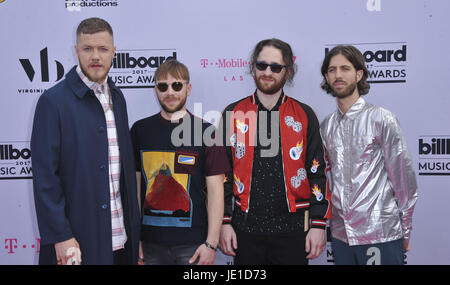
255 61 287 73
156 81 188 92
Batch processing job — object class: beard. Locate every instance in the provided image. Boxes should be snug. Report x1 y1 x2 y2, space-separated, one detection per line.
79 61 111 84
255 74 287 95
158 93 187 114
330 80 358 99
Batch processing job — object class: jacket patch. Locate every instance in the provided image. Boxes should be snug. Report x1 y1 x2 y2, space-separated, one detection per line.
230 133 236 147
311 159 320 173
284 115 302 133
234 175 245 194
291 168 307 188
289 141 303 161
312 184 323 201
230 133 245 159
236 120 248 134
235 142 245 159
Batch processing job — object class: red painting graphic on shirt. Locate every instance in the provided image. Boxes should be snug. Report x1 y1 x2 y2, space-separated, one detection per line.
145 162 190 212
141 151 192 227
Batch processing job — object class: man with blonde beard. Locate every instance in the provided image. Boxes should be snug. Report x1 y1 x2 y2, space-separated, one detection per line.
32 17 140 265
131 60 230 265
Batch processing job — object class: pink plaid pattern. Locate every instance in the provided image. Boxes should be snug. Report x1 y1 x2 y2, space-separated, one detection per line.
76 66 127 251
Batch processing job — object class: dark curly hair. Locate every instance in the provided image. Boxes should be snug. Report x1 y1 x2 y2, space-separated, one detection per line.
250 38 297 85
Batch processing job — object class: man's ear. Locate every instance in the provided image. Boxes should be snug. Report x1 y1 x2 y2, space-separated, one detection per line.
356 69 363 82
284 67 292 82
325 72 331 84
186 83 192 97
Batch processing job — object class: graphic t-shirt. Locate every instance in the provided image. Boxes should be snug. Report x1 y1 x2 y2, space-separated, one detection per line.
130 112 230 245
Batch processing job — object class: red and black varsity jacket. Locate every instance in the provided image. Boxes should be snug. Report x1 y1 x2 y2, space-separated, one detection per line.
221 93 331 229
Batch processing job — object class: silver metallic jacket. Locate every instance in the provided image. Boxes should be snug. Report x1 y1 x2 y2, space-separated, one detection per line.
320 97 418 246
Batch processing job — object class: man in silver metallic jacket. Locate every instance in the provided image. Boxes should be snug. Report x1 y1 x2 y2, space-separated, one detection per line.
319 45 418 265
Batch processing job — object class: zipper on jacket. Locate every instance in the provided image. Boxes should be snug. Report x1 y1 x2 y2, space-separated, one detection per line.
245 138 255 218
279 127 291 212
244 106 258 219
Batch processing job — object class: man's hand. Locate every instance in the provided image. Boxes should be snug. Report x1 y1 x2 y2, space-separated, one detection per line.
219 224 238 256
404 238 411 252
305 228 326 259
54 238 82 265
189 243 217 265
138 241 144 265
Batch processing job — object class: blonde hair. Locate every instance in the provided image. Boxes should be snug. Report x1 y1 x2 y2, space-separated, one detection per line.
155 60 190 82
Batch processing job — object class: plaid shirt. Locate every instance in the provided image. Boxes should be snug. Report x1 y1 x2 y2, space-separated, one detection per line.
76 66 127 251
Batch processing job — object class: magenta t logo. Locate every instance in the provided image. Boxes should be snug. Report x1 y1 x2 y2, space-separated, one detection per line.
200 59 209 68
5 238 18 254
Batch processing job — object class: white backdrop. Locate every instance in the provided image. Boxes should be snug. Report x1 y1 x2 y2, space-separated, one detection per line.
1 0 449 265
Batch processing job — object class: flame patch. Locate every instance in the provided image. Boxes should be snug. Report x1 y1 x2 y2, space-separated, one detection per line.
311 159 320 173
289 141 303 161
234 175 245 194
312 184 323 201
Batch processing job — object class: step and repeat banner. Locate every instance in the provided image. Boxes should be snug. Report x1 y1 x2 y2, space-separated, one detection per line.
1 0 449 265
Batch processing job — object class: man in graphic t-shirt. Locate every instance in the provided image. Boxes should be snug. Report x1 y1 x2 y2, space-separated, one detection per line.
130 60 230 265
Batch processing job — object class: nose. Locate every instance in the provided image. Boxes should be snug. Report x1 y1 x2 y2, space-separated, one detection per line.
165 86 179 97
335 68 343 79
263 66 272 75
166 89 176 96
91 48 100 60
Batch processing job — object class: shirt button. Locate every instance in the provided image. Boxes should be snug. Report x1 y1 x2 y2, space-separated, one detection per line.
101 204 108 210
100 165 106 171
98 127 105 133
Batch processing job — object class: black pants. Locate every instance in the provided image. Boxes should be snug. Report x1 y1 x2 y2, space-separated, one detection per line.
113 248 128 265
234 229 308 265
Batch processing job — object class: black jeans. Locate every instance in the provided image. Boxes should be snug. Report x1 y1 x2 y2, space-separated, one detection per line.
234 229 308 265
113 248 128 265
142 241 200 265
332 237 405 265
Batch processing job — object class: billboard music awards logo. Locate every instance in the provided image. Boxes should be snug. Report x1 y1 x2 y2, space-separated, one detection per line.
18 47 65 95
110 49 177 89
418 136 450 176
0 142 32 180
200 57 251 83
325 42 407 84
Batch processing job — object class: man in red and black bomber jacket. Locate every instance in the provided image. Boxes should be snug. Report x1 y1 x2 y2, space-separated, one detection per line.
218 38 331 265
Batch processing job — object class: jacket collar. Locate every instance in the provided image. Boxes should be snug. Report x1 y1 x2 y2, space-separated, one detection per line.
251 89 287 109
337 96 366 121
76 65 108 94
66 65 121 99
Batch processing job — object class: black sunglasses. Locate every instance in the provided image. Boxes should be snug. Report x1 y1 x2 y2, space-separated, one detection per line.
255 61 287 73
156 81 188 92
